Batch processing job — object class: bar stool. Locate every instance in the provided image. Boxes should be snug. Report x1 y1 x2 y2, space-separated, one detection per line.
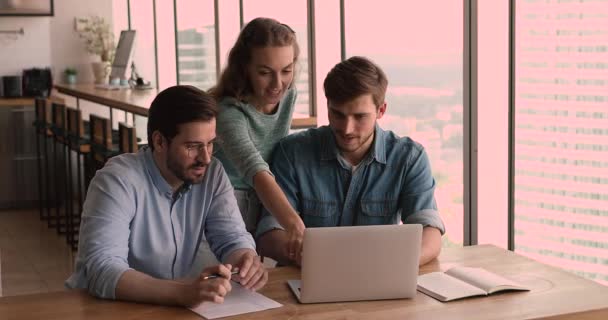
118 122 140 153
85 116 143 187
50 102 69 234
86 114 116 188
34 98 53 221
66 107 90 250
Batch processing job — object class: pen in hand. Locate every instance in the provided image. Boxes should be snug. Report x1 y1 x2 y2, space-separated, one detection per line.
202 269 239 280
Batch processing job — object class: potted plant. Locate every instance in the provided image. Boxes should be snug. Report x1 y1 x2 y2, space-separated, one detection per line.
64 68 78 84
75 16 115 84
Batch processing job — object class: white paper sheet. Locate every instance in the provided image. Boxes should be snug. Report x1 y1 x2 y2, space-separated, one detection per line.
188 282 282 319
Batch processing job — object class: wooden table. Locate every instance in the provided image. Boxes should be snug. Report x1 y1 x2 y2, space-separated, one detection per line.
1 245 607 319
54 84 316 129
0 97 64 108
0 98 38 107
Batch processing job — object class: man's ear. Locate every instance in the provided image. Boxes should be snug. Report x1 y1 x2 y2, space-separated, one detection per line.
377 101 387 119
151 131 166 151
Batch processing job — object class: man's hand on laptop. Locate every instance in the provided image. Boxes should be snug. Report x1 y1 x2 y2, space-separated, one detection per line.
180 264 233 307
228 249 268 291
286 218 305 265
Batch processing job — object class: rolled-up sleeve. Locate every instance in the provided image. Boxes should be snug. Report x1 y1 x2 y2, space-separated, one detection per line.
65 170 135 299
400 146 446 234
205 166 256 261
216 105 271 187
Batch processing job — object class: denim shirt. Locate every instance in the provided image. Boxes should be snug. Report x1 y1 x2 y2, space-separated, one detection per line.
66 148 255 299
256 125 445 237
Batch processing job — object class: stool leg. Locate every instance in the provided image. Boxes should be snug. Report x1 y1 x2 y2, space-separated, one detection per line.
58 141 68 235
49 136 59 229
66 145 73 245
43 133 52 222
85 151 92 193
73 151 84 250
35 130 45 220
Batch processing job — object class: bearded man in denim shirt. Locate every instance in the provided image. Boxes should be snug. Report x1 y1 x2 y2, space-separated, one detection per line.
256 56 445 266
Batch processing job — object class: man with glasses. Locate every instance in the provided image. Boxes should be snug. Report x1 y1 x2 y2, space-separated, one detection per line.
66 86 267 307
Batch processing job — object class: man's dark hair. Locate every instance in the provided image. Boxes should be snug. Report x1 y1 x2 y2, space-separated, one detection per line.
147 85 218 150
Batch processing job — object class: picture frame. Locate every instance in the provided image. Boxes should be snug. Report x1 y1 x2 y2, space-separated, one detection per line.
0 0 54 17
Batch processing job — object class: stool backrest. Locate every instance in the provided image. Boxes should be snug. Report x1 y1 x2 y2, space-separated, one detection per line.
89 115 113 165
119 122 138 153
89 114 112 149
51 103 66 131
66 107 85 138
34 98 51 134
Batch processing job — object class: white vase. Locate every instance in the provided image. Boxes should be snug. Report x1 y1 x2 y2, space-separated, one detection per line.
91 61 110 84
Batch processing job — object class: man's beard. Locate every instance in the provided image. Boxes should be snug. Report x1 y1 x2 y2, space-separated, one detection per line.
166 154 207 185
336 130 374 153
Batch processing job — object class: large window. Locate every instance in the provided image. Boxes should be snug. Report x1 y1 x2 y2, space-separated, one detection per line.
110 2 608 278
312 0 341 126
155 0 178 90
345 0 464 246
477 0 510 248
129 0 157 89
175 0 217 89
217 0 240 70
514 0 608 285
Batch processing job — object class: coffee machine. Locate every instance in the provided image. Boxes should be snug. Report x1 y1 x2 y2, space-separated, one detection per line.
1 75 23 98
1 68 53 98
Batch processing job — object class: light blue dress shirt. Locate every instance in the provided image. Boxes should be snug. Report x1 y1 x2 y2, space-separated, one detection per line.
66 147 255 299
256 125 445 237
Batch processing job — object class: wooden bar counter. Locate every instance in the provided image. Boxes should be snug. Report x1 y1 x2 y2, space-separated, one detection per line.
54 84 316 128
1 245 607 319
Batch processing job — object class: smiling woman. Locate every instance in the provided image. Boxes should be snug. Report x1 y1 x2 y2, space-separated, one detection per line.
246 46 296 114
242 0 311 119
209 17 306 263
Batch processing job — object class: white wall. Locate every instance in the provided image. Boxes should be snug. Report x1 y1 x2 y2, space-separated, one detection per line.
0 17 51 76
49 0 113 83
0 0 113 83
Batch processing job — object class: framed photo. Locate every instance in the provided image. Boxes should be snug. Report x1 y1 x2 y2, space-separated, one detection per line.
0 0 53 16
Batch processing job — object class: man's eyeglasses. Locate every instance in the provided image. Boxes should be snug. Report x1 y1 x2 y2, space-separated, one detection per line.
184 140 220 159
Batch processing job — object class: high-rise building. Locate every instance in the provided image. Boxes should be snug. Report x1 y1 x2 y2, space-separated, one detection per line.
514 0 608 285
177 24 311 119
290 24 310 119
177 26 216 90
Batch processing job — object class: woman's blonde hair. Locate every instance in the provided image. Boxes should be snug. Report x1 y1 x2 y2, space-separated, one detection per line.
209 17 300 101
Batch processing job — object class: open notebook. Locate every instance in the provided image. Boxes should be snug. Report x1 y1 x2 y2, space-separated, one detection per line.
417 266 530 302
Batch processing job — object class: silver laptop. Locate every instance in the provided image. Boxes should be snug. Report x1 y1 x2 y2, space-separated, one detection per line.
288 224 422 303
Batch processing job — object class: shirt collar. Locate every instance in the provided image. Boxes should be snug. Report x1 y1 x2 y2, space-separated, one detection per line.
320 126 338 161
372 124 387 164
173 183 192 203
142 147 176 198
319 124 387 165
